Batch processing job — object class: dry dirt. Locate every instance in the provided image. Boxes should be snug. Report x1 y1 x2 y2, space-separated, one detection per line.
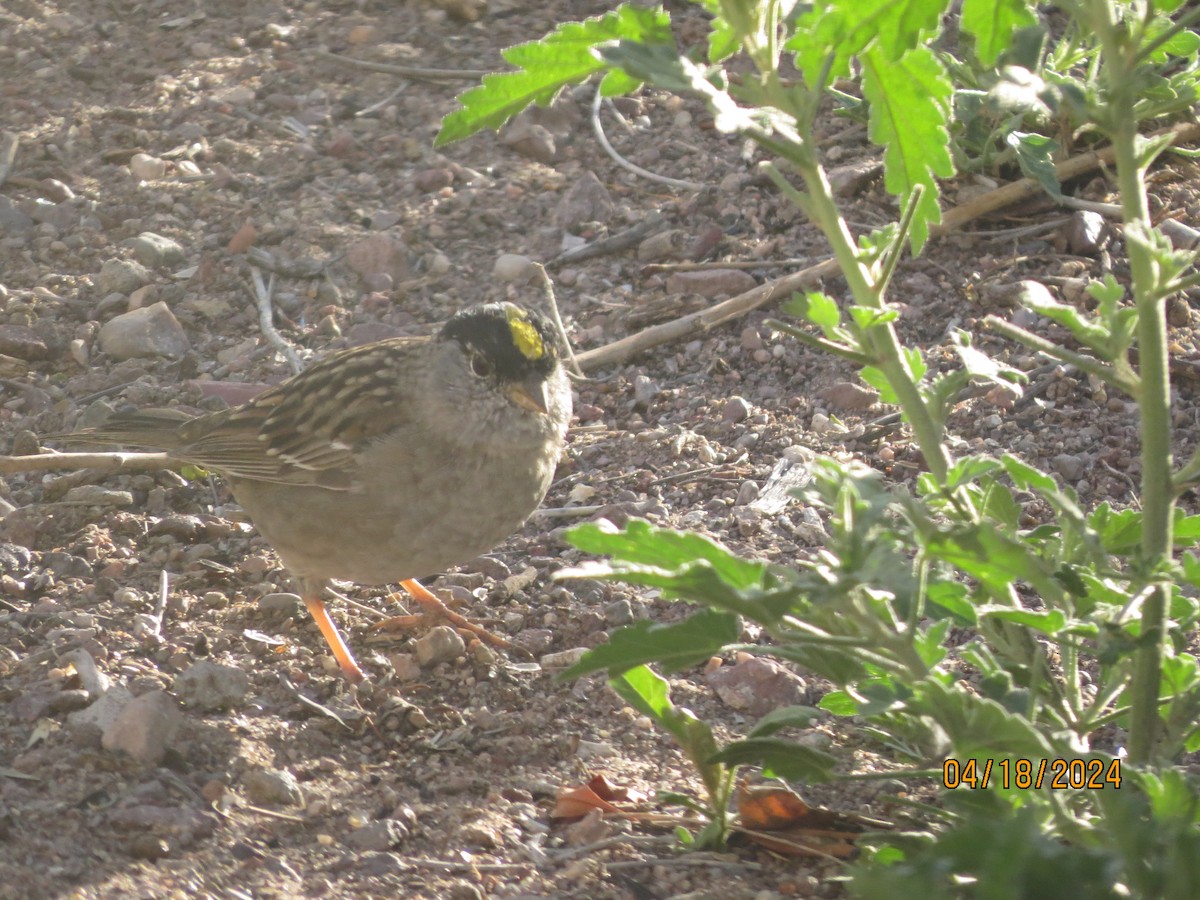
3 1 1200 898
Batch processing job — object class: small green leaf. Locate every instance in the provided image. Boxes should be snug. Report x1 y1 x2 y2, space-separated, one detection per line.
818 690 859 716
559 609 740 679
961 0 1039 66
1000 455 1059 494
860 44 954 251
747 706 824 739
981 607 1068 636
709 737 838 782
436 4 671 146
1007 131 1064 200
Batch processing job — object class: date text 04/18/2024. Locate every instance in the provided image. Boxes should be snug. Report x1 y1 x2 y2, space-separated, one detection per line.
942 757 1123 790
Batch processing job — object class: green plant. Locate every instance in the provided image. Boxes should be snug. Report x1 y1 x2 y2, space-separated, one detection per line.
439 0 1200 894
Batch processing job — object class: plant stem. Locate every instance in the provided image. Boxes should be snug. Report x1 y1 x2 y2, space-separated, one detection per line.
1091 1 1177 765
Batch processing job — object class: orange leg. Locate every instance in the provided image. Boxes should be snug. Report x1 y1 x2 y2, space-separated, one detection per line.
370 578 514 650
303 596 365 683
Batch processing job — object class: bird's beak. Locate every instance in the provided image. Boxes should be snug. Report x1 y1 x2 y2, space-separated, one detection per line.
507 376 549 414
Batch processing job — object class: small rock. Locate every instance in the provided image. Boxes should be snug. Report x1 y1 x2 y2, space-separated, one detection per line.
1052 453 1085 481
554 171 613 233
706 657 807 718
413 167 454 193
722 396 752 424
345 234 408 281
67 685 135 745
501 117 557 163
60 648 110 697
129 153 167 181
604 598 633 626
0 195 34 232
174 660 249 711
125 232 187 268
414 625 466 667
98 301 190 360
665 268 756 299
809 412 836 435
63 485 134 507
242 768 304 807
0 325 49 360
632 375 659 406
513 628 554 654
493 253 536 283
1064 210 1107 256
101 690 182 764
127 834 171 860
258 592 302 615
96 258 153 296
540 647 589 670
735 480 759 506
346 819 410 851
819 382 879 411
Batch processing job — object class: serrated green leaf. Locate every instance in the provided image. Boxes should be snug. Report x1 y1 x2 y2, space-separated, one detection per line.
1000 455 1058 494
961 0 1038 66
944 455 1004 490
859 365 900 404
564 520 768 589
926 580 977 623
559 609 740 679
861 44 954 251
1007 131 1064 199
799 291 842 333
436 4 671 146
709 737 838 782
981 607 1068 636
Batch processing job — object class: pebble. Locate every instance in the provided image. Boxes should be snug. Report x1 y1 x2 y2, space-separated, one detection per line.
0 325 49 360
819 381 879 410
129 153 167 181
242 768 304 807
63 485 134 507
101 690 183 764
346 819 410 851
540 647 589 670
637 229 688 262
125 232 187 268
554 170 613 232
345 234 409 281
632 374 659 406
665 268 756 298
97 301 191 360
604 598 634 626
500 118 556 163
60 648 110 697
1064 210 1107 255
259 592 302 615
706 657 807 717
414 625 466 667
1052 453 1085 481
722 396 752 423
175 660 249 711
492 253 536 283
96 257 152 295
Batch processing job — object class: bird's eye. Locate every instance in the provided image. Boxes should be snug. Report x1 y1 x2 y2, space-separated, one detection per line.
470 352 494 378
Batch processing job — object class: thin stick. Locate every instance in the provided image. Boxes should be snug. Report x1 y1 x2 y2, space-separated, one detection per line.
576 255 841 371
534 264 584 379
591 86 707 192
248 267 304 375
576 120 1200 371
0 450 176 475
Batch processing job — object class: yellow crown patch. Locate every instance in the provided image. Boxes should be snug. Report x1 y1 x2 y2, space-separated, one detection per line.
505 305 545 361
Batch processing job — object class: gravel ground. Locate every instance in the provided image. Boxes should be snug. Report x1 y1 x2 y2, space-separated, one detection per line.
2 1 1200 898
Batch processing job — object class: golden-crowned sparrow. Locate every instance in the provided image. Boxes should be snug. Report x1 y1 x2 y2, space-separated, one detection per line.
56 303 572 682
